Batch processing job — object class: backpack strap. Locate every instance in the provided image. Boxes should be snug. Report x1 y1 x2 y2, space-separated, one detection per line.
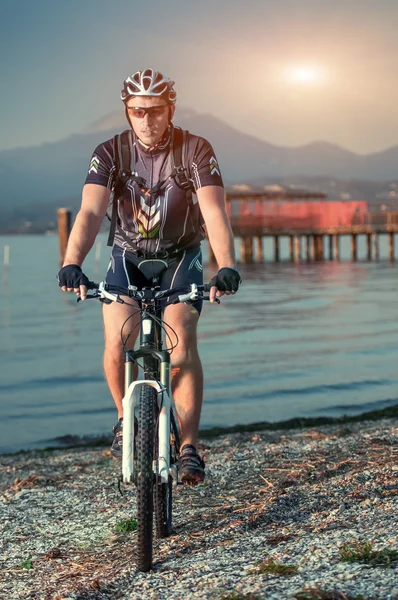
107 130 135 247
170 127 195 205
171 127 205 231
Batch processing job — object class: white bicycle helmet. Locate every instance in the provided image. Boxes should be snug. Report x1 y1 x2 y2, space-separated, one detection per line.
121 68 177 103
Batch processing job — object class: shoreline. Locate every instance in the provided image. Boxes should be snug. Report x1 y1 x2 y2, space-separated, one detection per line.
1 414 398 599
2 402 398 458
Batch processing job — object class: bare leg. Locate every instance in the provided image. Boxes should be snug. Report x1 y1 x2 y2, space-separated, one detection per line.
163 303 203 448
102 299 140 418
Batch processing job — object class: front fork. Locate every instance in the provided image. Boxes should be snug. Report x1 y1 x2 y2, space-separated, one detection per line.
122 315 176 484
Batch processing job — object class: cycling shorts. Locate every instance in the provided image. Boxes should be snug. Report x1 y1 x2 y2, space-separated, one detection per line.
105 245 204 314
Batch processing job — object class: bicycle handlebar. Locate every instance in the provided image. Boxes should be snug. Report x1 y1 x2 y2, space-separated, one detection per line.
79 281 218 306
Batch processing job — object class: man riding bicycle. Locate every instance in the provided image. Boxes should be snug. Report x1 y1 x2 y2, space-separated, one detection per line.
57 68 241 484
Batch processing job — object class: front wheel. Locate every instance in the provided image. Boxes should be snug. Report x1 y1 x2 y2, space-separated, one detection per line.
154 473 172 538
136 384 155 572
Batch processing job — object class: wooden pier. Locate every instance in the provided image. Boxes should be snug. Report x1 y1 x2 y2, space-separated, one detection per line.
206 187 398 263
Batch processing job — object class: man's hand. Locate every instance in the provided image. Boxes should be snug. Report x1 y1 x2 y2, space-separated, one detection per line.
57 264 89 301
209 267 242 303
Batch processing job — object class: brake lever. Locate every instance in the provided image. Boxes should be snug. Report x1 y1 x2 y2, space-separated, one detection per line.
77 293 98 303
204 295 220 304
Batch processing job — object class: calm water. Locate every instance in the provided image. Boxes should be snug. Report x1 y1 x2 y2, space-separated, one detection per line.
1 233 398 453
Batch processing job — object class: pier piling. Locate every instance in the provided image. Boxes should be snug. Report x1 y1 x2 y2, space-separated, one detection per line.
372 233 379 261
367 233 372 261
289 236 294 262
333 235 340 261
274 236 280 262
57 208 72 266
305 235 311 261
294 235 301 263
351 234 358 262
240 237 253 263
328 235 333 260
314 235 324 261
256 237 263 262
389 232 395 262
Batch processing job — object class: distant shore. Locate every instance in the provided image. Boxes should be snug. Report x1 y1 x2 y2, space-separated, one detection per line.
2 402 398 457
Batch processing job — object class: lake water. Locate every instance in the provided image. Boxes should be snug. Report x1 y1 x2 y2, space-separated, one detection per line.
1 233 398 453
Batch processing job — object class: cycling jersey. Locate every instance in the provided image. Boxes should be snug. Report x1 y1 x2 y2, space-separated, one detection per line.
85 126 224 255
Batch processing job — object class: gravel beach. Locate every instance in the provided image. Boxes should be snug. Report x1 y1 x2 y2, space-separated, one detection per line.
1 416 398 600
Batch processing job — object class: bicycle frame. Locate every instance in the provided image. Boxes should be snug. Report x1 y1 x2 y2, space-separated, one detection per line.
121 302 178 485
84 279 209 487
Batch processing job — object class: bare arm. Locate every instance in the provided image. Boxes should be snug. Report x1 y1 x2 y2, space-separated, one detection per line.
60 184 111 300
63 183 111 266
196 185 236 269
196 185 237 301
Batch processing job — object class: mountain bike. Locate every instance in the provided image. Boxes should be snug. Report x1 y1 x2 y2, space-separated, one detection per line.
84 279 213 572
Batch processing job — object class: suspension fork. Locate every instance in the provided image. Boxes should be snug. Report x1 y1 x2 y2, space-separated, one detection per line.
124 353 135 396
124 305 171 391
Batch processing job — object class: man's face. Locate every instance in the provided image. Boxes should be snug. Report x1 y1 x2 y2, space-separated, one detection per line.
126 96 175 146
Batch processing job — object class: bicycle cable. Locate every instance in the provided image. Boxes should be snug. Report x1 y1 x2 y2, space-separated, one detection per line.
121 296 180 354
119 306 147 372
147 311 179 354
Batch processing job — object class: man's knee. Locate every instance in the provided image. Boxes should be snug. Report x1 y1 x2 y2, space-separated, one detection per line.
171 338 200 368
104 337 125 364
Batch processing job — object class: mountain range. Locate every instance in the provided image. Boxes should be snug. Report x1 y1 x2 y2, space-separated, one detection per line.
1 108 398 233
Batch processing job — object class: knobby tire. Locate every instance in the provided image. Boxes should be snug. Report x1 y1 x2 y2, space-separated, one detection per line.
136 384 155 572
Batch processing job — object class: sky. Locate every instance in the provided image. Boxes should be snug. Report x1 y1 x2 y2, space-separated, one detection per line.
1 0 398 154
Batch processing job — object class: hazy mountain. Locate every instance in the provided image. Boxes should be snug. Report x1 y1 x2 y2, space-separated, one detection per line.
1 107 398 232
85 108 398 180
83 108 366 180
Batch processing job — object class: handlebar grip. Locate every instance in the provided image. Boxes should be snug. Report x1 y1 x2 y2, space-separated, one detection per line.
203 283 212 293
87 281 99 290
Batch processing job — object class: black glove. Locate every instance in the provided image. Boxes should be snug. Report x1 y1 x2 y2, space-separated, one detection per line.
57 264 89 289
209 267 242 292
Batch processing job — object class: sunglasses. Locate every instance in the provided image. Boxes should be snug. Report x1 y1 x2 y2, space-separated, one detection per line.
127 105 169 119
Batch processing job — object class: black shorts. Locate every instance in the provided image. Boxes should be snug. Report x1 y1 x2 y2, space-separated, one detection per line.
105 245 204 314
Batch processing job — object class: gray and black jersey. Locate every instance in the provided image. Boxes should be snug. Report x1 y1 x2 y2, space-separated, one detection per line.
85 126 224 254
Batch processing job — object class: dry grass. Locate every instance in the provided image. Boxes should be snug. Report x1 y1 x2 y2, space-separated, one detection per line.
294 588 376 600
218 594 262 600
249 557 298 575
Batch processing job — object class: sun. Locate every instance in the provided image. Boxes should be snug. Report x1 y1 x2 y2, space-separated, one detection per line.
283 65 325 86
